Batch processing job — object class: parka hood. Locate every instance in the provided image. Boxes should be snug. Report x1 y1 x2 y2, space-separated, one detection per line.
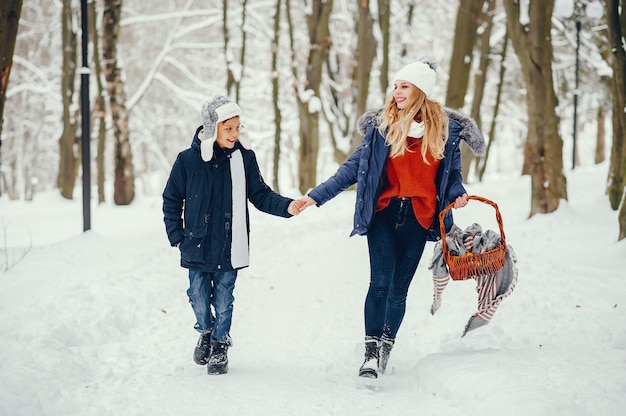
356 107 486 156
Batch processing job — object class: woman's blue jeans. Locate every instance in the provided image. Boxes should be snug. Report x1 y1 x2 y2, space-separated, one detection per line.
187 269 237 345
365 197 428 340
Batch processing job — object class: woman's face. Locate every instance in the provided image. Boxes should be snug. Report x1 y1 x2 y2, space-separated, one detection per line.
215 116 241 149
393 81 418 110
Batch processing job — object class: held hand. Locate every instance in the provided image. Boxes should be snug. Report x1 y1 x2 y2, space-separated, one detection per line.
288 196 317 216
453 193 469 209
288 199 306 216
299 196 317 212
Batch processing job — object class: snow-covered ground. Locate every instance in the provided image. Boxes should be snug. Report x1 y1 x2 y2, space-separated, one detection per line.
1 162 624 416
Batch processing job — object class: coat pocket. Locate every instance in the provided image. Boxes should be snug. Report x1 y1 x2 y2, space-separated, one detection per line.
180 226 208 263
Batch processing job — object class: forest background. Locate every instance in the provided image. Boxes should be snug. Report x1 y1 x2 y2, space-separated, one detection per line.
1 0 625 239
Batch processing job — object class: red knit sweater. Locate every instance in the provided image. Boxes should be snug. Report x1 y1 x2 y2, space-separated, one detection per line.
376 137 440 229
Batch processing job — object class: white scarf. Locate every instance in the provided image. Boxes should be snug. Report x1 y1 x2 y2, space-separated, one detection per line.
408 120 425 138
229 149 249 268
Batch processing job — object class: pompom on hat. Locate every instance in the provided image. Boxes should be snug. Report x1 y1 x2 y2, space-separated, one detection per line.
393 59 437 97
200 95 250 161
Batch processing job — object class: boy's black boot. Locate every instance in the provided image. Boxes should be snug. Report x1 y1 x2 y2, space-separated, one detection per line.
207 341 229 375
193 332 212 365
379 335 395 374
358 336 380 378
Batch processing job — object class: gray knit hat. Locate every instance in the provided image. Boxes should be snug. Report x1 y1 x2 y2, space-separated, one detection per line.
200 95 250 161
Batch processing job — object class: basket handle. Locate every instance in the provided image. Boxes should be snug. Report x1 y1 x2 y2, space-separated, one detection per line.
438 195 506 258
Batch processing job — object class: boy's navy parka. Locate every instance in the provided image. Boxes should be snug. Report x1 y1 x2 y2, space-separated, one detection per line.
308 107 486 241
163 126 294 272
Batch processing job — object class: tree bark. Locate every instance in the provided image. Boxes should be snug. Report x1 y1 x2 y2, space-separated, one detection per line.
293 0 333 194
377 0 390 98
446 0 484 109
503 0 567 216
469 0 496 176
478 28 508 182
446 0 484 182
224 0 235 96
595 105 605 165
103 0 135 205
58 0 79 200
271 0 282 192
400 3 415 59
470 0 496 130
89 0 107 204
603 0 626 239
0 0 22 144
237 0 248 102
352 0 376 148
605 0 626 208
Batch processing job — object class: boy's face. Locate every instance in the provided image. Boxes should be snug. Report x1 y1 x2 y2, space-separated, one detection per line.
215 116 241 149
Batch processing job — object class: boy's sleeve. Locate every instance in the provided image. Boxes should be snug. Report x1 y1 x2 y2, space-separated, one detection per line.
244 151 294 218
162 154 186 245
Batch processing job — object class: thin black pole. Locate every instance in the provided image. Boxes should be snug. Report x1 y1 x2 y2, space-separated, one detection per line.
572 5 581 170
80 0 91 231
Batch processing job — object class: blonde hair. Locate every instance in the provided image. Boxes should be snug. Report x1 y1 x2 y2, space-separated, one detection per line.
379 86 448 162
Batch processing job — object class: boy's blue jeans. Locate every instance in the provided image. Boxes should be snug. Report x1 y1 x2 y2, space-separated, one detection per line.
365 197 428 340
187 269 237 345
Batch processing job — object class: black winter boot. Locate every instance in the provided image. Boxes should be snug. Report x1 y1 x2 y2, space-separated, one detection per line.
358 336 380 378
193 332 212 365
207 341 229 375
379 335 395 374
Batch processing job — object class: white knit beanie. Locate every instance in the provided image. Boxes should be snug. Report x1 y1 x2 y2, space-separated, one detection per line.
393 59 437 97
200 95 250 161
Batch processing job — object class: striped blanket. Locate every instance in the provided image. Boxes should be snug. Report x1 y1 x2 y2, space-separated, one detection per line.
429 223 518 337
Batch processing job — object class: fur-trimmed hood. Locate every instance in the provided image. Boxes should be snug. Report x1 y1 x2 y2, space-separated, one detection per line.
356 107 486 156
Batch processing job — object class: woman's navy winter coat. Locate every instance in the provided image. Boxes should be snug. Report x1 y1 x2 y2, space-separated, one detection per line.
163 127 293 272
308 108 485 240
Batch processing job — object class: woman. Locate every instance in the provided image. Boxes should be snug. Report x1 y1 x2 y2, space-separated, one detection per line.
299 60 485 378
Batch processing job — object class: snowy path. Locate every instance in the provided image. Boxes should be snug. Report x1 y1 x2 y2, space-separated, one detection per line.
1 165 625 416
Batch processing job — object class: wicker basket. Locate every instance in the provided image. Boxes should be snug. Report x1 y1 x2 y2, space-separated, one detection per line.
439 195 507 281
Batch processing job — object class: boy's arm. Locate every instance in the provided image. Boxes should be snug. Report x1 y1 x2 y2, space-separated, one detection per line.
244 151 294 218
162 155 186 245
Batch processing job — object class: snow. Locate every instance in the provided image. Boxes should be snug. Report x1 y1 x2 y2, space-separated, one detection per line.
1 162 625 416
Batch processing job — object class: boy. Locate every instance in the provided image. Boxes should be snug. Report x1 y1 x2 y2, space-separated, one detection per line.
162 95 303 375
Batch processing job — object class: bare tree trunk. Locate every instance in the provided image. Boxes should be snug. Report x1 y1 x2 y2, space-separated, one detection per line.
103 0 134 205
478 28 508 182
595 105 605 165
271 0 282 192
237 0 248 102
224 0 235 96
400 3 415 58
377 0 390 97
0 0 22 143
605 0 626 209
470 0 495 130
352 0 377 148
0 0 22 199
445 0 484 183
446 0 483 109
604 0 626 240
89 0 107 204
223 0 247 101
504 0 567 216
288 0 332 194
58 0 79 199
469 0 496 176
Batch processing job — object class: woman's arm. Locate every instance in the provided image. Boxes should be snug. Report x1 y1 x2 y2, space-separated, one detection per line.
307 137 368 206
